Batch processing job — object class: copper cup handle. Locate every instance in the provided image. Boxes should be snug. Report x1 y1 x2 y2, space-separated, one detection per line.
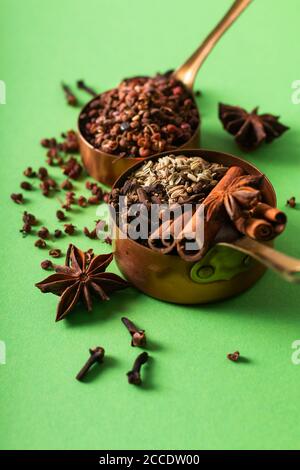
173 0 252 90
219 237 300 283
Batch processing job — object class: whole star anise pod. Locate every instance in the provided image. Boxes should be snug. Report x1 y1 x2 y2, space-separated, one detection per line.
35 244 129 321
219 103 289 151
205 173 262 222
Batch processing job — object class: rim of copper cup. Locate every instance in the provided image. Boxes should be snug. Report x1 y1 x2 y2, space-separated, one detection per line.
111 147 277 255
77 88 201 164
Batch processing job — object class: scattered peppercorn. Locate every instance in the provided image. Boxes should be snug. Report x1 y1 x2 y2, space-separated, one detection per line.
41 259 53 270
37 167 48 180
54 229 62 238
11 193 24 204
227 351 240 362
23 167 36 178
60 179 73 190
35 239 47 248
56 210 66 221
49 248 62 258
78 195 88 207
65 191 76 204
23 211 37 225
286 197 296 208
20 223 32 235
64 223 76 235
37 227 50 239
46 177 57 189
20 181 32 191
85 181 94 190
39 180 50 197
41 138 57 148
88 196 100 205
60 130 79 153
62 157 82 180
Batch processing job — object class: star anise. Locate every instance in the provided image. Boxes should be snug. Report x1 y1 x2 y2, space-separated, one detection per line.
219 103 289 151
205 173 262 222
36 244 129 321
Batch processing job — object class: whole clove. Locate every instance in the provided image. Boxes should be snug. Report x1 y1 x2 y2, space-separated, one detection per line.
127 352 149 385
61 83 78 106
227 351 240 362
76 346 105 381
77 80 97 97
121 317 146 347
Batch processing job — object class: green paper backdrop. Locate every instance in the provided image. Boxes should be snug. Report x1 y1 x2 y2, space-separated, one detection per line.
1 0 300 450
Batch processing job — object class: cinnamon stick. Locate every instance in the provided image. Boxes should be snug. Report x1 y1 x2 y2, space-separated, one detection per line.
148 207 193 254
252 202 287 225
176 166 245 261
234 216 275 241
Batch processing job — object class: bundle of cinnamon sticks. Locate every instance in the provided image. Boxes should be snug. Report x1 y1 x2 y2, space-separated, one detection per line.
148 166 287 262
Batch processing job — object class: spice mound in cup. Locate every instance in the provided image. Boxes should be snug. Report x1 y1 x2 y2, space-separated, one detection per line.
109 153 287 262
79 72 199 159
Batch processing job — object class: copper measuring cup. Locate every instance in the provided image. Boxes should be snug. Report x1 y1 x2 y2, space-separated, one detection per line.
111 149 300 304
78 0 252 186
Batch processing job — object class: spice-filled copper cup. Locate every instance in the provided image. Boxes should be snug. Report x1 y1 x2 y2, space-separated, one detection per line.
78 96 200 187
78 0 252 186
110 149 300 304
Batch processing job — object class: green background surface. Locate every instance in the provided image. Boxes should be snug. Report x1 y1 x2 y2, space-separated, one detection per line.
1 0 300 450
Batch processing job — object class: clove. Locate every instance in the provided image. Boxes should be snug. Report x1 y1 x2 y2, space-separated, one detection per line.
76 346 105 381
77 80 97 97
61 83 78 106
127 352 149 385
121 317 146 347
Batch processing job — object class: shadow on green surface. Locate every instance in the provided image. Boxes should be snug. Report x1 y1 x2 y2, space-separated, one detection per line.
64 287 139 328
